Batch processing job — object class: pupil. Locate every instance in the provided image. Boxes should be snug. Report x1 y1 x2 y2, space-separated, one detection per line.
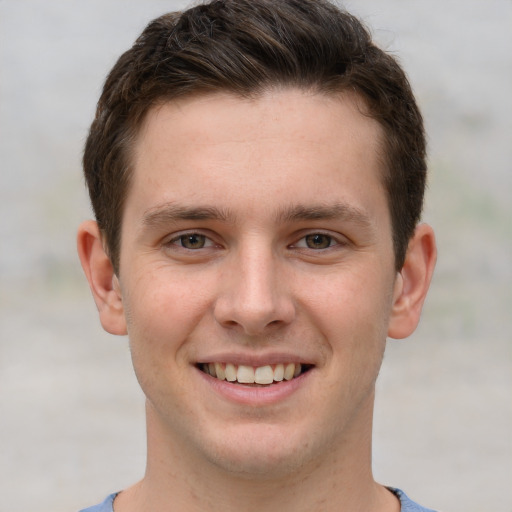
182 234 205 249
306 234 330 249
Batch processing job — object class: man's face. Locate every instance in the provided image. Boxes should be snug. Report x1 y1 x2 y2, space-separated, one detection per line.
117 89 401 476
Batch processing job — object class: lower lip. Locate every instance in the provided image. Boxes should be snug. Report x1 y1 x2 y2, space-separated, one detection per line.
196 367 311 406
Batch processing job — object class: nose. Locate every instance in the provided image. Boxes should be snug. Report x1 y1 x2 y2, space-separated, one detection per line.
213 243 296 336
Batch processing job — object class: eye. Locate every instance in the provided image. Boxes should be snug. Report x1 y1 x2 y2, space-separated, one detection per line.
169 233 213 250
304 233 333 249
294 233 337 250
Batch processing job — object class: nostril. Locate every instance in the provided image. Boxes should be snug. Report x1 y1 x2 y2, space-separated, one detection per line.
213 290 296 335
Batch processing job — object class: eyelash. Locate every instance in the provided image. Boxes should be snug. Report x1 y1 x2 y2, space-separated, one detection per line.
292 232 343 250
165 231 345 251
167 232 217 250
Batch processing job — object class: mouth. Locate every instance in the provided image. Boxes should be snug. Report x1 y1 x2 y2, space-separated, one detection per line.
198 362 312 386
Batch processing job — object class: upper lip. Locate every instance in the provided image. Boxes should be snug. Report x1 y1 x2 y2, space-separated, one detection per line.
194 351 315 367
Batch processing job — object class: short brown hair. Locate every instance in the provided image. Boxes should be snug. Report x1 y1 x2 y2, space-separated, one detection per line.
83 0 426 273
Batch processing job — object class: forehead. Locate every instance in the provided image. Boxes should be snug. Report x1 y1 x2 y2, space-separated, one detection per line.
135 89 382 156
127 89 387 224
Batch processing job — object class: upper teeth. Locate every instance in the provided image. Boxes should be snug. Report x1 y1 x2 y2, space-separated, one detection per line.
203 363 302 384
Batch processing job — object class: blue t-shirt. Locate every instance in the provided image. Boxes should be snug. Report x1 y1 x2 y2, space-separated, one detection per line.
78 487 437 511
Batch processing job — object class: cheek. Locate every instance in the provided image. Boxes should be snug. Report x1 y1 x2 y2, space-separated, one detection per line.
302 262 393 325
299 263 394 365
122 267 215 363
122 271 213 414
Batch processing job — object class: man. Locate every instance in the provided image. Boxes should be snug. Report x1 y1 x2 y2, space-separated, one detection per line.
77 0 437 510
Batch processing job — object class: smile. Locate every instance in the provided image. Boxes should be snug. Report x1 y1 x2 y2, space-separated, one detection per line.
199 363 310 385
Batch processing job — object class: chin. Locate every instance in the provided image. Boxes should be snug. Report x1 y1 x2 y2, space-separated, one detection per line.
201 424 314 479
209 449 306 480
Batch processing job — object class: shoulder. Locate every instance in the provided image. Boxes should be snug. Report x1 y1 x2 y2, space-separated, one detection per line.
78 493 118 512
390 488 439 512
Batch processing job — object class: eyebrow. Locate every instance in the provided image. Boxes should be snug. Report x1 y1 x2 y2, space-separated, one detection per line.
141 201 373 230
275 203 373 229
142 203 235 228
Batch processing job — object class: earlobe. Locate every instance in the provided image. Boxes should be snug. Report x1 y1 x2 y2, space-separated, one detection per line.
387 223 437 339
77 220 128 336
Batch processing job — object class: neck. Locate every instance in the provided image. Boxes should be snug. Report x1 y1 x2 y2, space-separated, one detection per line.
115 396 399 512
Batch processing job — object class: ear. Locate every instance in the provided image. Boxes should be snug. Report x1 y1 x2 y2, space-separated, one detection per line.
77 220 127 335
388 223 437 339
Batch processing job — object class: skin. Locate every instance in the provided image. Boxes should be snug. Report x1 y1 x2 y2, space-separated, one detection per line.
78 89 436 512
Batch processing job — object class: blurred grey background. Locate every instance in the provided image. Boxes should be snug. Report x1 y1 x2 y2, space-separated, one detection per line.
0 1 511 511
